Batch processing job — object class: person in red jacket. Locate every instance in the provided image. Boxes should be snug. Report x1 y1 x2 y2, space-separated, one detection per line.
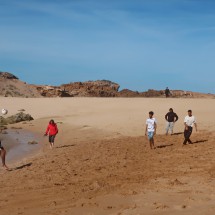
44 119 58 149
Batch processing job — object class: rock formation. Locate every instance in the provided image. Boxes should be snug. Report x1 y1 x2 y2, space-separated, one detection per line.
0 112 34 125
0 72 18 79
36 80 120 97
61 80 120 97
0 71 41 98
0 71 214 98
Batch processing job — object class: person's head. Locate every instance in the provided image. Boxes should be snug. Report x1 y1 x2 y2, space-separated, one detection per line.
169 108 173 112
188 110 192 116
49 119 55 124
149 111 154 118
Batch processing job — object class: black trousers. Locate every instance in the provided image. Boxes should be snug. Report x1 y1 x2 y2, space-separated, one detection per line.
183 126 193 144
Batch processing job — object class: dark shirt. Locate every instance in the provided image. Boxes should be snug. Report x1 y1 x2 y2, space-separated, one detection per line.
0 140 3 149
165 88 170 95
165 112 178 122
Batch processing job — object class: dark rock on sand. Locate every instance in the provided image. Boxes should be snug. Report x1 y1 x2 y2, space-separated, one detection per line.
0 116 8 125
28 140 38 145
4 113 34 124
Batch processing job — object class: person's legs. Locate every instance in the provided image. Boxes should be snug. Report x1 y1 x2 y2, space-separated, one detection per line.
170 122 174 135
166 122 170 135
50 135 55 149
49 136 53 149
148 132 155 149
183 127 192 145
187 127 193 144
151 137 155 149
0 148 9 170
148 132 152 149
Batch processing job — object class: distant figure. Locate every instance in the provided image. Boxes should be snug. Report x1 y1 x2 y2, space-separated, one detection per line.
0 140 9 170
183 110 197 145
165 108 179 135
44 119 58 149
165 87 170 98
145 111 157 149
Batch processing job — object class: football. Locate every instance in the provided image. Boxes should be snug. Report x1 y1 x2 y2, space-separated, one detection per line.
1 109 8 115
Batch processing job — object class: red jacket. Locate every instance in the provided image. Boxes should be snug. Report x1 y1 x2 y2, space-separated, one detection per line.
45 123 58 136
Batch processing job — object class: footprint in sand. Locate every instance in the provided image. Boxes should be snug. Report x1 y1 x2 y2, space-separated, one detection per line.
153 202 169 210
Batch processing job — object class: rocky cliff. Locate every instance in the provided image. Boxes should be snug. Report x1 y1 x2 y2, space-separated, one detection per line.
36 80 120 97
0 72 41 97
0 71 214 98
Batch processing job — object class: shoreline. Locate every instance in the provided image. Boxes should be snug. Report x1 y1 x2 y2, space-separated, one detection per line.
0 128 43 165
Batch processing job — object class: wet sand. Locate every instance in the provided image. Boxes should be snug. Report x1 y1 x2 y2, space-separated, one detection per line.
0 128 42 164
0 97 215 215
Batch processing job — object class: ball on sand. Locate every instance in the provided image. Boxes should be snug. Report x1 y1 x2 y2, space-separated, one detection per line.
1 109 8 115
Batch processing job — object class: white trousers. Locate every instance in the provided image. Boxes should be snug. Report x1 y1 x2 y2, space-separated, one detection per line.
166 122 174 134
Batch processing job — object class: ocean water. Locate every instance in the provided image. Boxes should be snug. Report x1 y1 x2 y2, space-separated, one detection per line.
0 129 43 164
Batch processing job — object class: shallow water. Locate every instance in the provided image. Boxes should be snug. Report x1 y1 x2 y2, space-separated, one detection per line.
0 129 43 164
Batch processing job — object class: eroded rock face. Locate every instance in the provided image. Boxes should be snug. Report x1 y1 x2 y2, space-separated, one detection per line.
62 80 120 97
142 89 164 97
36 86 72 97
118 89 141 97
0 72 42 98
37 80 120 97
0 72 18 79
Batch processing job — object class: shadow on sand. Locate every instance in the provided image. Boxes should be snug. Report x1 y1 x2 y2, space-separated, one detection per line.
192 140 208 144
156 144 173 149
56 144 76 149
171 132 183 136
13 162 32 171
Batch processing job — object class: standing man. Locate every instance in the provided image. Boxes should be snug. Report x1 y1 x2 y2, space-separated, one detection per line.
165 87 170 98
183 110 197 145
145 111 157 149
165 108 179 135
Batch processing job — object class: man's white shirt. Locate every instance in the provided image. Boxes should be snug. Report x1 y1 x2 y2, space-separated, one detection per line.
146 118 157 132
184 116 196 127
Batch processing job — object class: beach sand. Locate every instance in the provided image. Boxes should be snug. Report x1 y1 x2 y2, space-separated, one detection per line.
0 97 215 215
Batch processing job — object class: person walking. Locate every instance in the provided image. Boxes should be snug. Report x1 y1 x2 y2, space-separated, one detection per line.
44 119 58 149
165 108 179 135
183 110 197 145
145 111 157 149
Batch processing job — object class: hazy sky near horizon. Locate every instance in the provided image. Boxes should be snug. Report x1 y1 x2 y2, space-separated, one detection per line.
0 0 215 93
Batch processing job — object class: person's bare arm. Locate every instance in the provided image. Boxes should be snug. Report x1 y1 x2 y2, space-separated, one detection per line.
184 122 188 130
194 123 197 132
154 122 157 135
145 125 148 135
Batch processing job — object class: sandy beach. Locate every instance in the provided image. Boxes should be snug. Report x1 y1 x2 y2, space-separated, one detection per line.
0 97 215 215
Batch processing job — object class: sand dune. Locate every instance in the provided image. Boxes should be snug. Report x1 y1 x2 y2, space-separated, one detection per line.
0 97 215 215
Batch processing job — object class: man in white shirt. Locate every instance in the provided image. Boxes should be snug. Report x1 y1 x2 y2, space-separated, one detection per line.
145 111 157 149
183 110 197 145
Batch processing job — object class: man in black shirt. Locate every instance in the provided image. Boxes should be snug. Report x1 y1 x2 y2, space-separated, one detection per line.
165 108 178 135
165 87 170 98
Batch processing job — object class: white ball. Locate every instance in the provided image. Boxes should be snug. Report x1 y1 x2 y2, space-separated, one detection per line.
1 109 8 115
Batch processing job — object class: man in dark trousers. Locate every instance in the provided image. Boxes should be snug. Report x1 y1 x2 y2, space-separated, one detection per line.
165 108 178 135
165 87 170 98
183 110 197 145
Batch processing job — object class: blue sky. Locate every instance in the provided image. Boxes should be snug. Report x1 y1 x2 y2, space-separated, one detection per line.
0 0 215 93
